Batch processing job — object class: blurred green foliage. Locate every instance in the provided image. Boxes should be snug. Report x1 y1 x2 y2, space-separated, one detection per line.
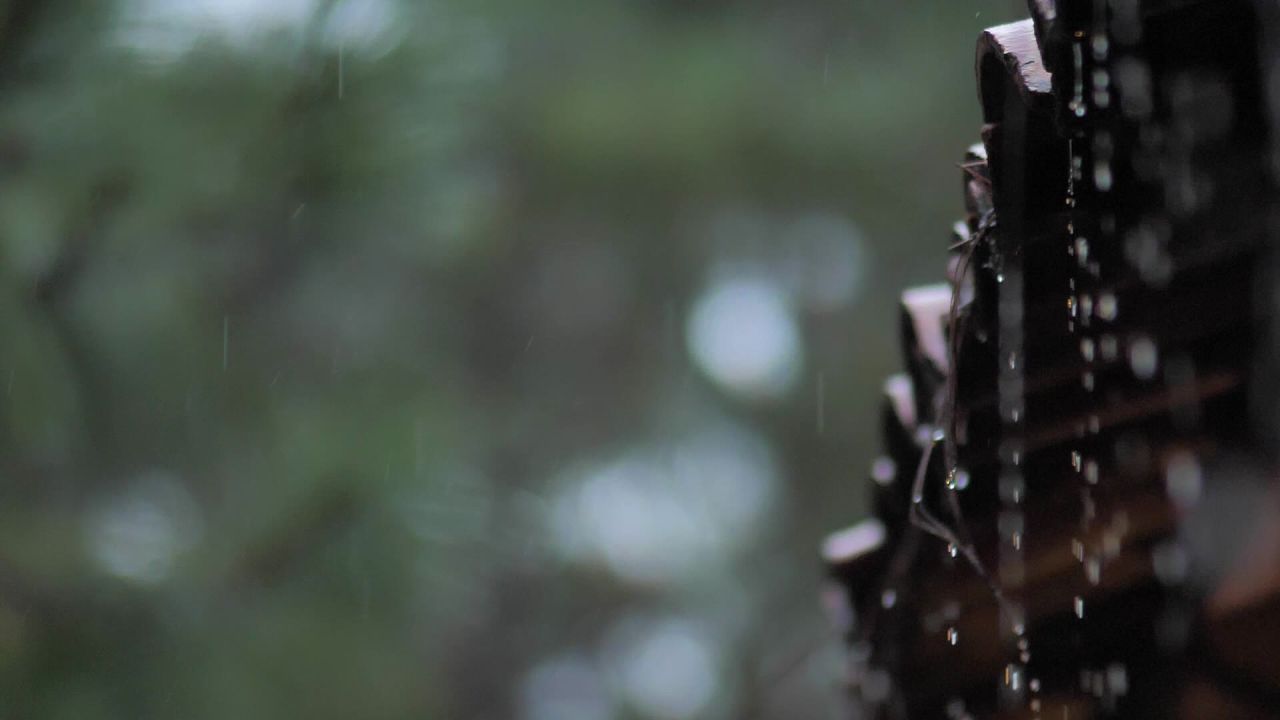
0 0 1022 717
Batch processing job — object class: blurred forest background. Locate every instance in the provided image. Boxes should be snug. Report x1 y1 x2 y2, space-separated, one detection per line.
0 0 1023 718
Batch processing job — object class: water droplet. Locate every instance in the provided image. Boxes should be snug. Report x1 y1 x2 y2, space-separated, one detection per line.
1128 335 1159 380
1094 163 1114 191
1074 596 1085 618
1107 663 1129 697
1086 558 1102 585
947 543 958 558
1091 34 1110 61
1000 475 1026 504
1075 237 1090 265
1084 459 1099 484
1080 338 1096 362
1071 451 1083 472
947 627 959 645
1092 68 1112 109
1030 678 1042 693
881 589 897 609
1003 663 1027 703
1097 292 1118 321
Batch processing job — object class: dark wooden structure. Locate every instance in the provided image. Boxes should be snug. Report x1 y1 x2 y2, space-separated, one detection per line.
825 1 1280 717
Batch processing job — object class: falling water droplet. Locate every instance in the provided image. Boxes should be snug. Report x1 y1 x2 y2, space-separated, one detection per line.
881 589 898 609
947 627 959 646
1074 596 1085 618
